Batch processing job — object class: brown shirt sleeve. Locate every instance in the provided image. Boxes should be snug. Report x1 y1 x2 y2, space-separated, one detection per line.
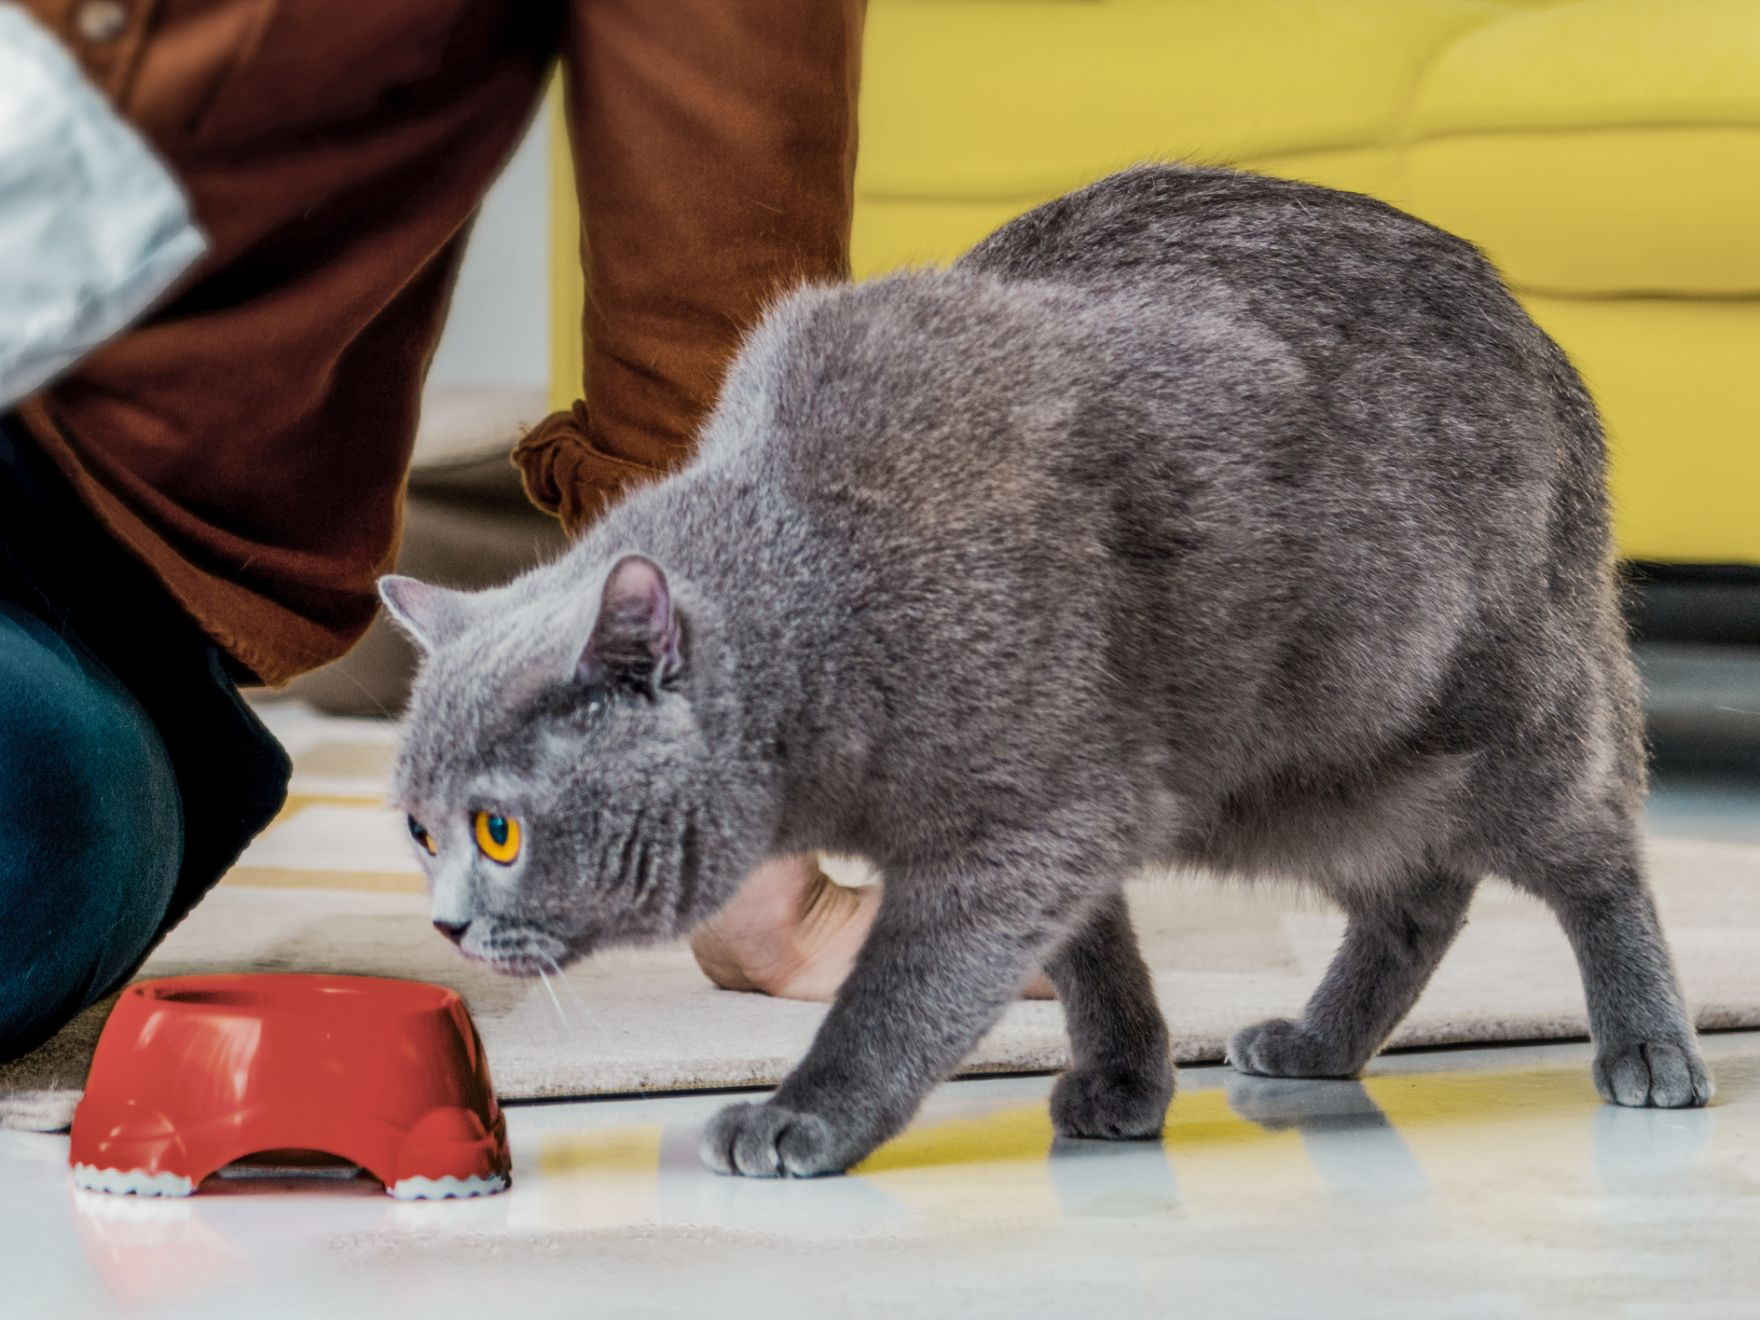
514 0 866 532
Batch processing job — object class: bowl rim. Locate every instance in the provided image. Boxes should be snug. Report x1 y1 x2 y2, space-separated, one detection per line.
126 973 463 1017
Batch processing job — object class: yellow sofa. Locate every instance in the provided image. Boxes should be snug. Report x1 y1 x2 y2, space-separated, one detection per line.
553 0 1760 565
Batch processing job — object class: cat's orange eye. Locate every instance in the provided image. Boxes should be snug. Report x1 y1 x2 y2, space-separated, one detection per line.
407 815 437 857
473 811 521 866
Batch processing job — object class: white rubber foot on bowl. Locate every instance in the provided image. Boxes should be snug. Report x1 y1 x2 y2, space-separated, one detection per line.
71 1164 196 1197
388 1173 508 1200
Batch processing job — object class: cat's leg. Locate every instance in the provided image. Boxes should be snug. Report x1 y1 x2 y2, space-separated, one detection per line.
1507 824 1710 1108
1228 864 1477 1079
701 858 1091 1177
1044 890 1173 1140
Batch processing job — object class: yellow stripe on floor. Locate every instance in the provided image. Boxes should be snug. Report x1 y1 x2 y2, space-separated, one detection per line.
221 866 424 893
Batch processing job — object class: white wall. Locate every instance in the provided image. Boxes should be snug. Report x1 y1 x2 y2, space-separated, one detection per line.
426 112 550 392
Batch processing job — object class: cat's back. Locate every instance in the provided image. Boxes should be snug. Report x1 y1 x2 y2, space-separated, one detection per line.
951 163 1602 574
696 265 1129 517
690 173 1572 615
956 163 1571 420
959 163 1486 307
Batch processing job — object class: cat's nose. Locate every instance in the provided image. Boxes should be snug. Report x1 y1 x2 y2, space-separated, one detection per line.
433 919 470 945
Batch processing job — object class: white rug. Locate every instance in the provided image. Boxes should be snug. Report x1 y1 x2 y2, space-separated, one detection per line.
5 835 1756 1133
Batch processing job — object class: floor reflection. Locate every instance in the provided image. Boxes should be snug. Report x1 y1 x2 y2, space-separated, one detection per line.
1047 1132 1181 1217
55 1039 1748 1313
1224 1072 1427 1196
71 1187 249 1309
1591 1099 1713 1182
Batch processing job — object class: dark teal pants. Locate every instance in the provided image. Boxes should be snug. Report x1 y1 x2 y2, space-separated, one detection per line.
0 602 183 1054
0 415 288 1062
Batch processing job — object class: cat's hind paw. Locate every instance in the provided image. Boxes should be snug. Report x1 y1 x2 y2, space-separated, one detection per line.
1593 1040 1713 1109
1050 1065 1173 1140
1227 1017 1364 1080
700 1101 854 1178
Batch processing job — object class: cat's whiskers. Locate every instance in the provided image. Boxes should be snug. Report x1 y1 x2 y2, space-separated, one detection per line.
542 952 590 1017
535 965 570 1029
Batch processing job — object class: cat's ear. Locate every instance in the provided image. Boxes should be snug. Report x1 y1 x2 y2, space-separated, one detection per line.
378 575 473 652
578 555 682 695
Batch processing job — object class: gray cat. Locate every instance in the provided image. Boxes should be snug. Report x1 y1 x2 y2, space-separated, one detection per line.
381 164 1711 1179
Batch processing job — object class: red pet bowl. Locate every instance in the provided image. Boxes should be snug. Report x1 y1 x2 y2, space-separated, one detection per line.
69 974 510 1199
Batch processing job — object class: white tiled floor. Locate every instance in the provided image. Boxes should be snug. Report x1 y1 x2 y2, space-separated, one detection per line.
6 1034 1757 1320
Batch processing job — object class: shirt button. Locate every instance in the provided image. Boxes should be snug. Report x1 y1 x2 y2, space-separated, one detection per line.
75 0 130 43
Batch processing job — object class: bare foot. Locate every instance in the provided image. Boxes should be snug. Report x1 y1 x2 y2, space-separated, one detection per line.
690 854 1055 1002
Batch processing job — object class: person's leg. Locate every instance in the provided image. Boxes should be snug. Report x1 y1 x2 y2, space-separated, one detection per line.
0 411 287 992
689 855 883 1001
0 601 183 1062
691 854 1057 1002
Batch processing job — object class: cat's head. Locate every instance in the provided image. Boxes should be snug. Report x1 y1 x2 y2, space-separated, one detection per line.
378 554 765 975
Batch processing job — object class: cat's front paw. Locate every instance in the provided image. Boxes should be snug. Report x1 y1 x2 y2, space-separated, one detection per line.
700 1101 861 1178
1050 1065 1174 1140
1593 1039 1713 1109
1227 1017 1363 1079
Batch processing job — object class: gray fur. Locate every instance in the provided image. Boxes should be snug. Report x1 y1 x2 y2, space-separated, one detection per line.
383 164 1711 1179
